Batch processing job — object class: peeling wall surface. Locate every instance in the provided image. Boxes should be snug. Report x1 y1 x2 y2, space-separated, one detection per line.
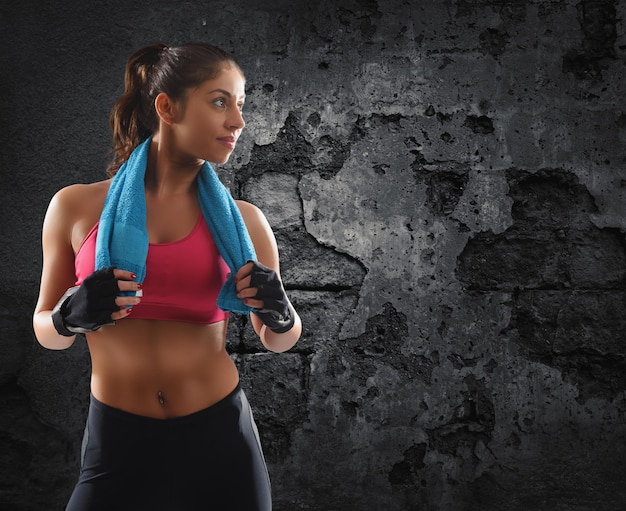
2 0 626 510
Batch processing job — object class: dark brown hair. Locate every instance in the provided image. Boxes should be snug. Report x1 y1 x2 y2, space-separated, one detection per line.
107 42 242 176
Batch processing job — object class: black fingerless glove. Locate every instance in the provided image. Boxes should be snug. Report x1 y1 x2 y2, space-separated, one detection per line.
249 261 295 334
51 267 119 336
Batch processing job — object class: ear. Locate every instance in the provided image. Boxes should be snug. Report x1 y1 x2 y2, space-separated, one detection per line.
154 92 179 125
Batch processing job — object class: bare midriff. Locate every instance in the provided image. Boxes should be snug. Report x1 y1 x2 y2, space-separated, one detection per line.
86 317 238 419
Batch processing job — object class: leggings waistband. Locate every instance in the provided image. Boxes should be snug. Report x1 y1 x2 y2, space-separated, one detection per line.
88 382 243 427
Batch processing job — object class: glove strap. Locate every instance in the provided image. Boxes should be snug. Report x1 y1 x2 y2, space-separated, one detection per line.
256 301 296 334
51 287 79 337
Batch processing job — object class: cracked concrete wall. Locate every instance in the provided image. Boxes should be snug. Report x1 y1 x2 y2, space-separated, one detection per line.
2 0 626 510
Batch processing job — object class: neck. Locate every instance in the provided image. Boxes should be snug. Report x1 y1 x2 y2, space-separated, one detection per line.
145 131 203 197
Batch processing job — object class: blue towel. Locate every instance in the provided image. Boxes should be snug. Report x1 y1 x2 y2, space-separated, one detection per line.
95 136 256 314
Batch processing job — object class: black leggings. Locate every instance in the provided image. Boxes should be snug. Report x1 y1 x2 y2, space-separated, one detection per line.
65 384 271 511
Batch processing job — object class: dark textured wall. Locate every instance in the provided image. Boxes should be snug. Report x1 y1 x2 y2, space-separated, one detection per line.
2 0 626 510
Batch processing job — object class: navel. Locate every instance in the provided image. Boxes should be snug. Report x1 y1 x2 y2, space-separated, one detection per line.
157 390 165 406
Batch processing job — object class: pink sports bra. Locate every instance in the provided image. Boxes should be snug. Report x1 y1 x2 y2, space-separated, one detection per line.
74 215 229 324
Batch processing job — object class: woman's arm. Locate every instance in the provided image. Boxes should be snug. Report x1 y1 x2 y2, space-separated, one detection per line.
33 187 82 349
33 184 139 349
235 200 302 353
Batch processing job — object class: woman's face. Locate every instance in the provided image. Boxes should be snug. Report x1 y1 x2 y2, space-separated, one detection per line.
172 66 246 165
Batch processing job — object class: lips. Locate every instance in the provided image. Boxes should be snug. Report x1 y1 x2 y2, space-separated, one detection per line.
218 136 236 149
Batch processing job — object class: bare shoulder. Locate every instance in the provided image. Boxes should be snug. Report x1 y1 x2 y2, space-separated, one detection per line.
52 180 111 209
44 180 112 251
235 199 269 228
235 199 262 217
48 180 111 220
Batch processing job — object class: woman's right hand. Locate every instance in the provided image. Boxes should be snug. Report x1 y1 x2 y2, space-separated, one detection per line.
52 267 142 336
111 268 143 321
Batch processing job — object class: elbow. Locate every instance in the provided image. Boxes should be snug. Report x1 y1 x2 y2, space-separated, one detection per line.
260 317 302 353
32 312 76 350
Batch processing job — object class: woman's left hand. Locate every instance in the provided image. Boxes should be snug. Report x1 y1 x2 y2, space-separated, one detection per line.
234 261 294 333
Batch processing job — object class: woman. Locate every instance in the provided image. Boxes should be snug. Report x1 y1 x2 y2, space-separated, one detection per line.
33 42 301 510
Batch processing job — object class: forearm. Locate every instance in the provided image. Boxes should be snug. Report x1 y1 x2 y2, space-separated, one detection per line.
33 311 77 350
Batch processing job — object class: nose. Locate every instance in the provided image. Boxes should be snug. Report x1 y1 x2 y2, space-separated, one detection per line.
229 108 245 130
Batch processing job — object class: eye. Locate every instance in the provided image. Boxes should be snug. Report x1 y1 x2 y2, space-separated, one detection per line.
212 98 227 108
237 102 245 112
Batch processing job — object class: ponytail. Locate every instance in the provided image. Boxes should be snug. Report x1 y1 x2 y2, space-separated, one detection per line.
106 42 242 177
107 43 167 177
